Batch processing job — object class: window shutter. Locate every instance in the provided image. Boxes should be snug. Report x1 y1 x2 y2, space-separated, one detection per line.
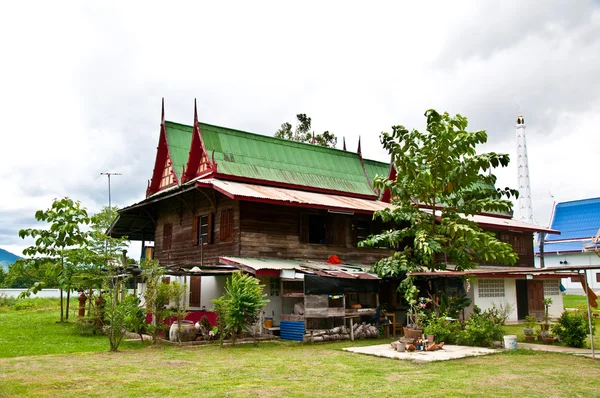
192 216 199 246
207 213 213 244
299 213 308 243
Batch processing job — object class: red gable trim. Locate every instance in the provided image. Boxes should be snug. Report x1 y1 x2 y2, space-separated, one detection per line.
183 99 215 183
147 98 180 197
381 163 396 203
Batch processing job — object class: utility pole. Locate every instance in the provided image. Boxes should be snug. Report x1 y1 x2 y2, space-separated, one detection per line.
100 172 122 209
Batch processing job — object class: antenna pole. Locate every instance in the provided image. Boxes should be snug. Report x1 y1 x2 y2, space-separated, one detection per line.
100 172 122 209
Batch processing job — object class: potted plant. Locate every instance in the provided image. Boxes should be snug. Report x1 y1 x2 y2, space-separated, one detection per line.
403 297 429 340
540 298 553 331
523 315 537 342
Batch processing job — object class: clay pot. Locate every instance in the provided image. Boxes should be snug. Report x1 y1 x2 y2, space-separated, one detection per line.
169 320 197 342
525 335 536 342
523 328 534 337
403 327 423 340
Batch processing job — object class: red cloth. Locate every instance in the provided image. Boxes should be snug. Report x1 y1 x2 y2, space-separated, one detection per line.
326 254 342 264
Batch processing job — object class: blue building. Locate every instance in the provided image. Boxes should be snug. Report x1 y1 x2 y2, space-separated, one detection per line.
536 197 600 294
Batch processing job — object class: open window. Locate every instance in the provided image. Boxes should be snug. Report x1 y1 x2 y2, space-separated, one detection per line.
300 213 347 246
192 214 213 245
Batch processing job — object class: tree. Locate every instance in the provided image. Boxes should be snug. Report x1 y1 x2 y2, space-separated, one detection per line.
18 197 90 322
141 258 175 343
1 259 59 288
360 110 519 299
274 114 337 148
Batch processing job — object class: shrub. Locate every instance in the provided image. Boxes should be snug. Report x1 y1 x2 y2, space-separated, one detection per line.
552 311 593 348
212 271 268 345
457 305 505 347
0 294 17 308
424 313 460 344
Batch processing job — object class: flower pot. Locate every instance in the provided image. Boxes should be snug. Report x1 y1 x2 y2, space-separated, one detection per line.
403 327 423 341
396 342 406 352
525 335 535 342
523 328 534 337
542 337 554 344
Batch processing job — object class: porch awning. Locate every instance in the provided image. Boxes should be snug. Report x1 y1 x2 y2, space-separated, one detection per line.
219 256 379 280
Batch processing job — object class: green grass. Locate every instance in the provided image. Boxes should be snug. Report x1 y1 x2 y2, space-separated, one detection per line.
1 301 600 397
0 299 148 358
563 294 600 314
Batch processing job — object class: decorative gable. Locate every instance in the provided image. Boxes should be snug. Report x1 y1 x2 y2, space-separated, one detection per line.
183 99 215 183
146 99 180 197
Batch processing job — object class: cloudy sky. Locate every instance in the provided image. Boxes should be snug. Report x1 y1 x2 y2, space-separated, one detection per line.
1 1 599 257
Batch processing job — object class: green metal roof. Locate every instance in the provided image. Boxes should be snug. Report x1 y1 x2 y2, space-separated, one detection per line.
164 121 389 196
164 121 193 182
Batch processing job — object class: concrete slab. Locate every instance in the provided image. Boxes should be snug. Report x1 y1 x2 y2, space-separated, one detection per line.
343 343 497 363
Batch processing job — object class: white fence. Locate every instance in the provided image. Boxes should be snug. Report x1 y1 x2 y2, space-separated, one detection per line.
0 288 62 298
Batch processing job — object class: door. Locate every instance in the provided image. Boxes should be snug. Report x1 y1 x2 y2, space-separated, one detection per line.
516 280 529 319
527 280 544 319
189 276 201 308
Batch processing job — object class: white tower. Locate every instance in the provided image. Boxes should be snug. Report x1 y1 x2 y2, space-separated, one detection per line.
516 114 533 223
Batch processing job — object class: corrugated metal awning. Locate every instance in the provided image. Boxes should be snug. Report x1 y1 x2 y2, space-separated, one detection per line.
197 178 391 214
219 256 380 280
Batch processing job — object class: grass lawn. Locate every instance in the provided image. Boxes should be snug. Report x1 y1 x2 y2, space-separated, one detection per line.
563 294 600 315
0 298 148 358
1 300 600 397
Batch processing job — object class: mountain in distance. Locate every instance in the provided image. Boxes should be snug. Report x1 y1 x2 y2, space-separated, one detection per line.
0 247 22 271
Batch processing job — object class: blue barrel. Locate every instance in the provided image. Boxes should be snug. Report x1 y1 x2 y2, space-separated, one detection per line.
280 321 305 341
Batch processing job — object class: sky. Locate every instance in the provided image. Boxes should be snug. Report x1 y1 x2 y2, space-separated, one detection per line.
1 1 599 257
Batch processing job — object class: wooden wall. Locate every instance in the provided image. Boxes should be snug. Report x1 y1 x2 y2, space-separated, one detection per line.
153 189 240 267
485 229 535 267
239 202 391 264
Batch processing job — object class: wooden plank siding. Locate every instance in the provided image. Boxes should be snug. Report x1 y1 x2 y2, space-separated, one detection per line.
239 202 391 264
153 189 241 267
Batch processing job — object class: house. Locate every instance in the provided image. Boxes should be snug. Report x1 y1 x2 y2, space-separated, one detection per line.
108 100 564 337
535 198 600 295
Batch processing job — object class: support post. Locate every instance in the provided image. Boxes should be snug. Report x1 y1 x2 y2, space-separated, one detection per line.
584 270 595 359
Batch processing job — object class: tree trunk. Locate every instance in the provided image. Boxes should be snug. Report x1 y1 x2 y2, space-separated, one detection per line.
60 288 64 322
66 290 70 320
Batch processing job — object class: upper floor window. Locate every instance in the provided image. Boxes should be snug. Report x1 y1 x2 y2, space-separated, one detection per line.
220 209 234 242
193 214 213 245
163 223 173 250
499 232 529 255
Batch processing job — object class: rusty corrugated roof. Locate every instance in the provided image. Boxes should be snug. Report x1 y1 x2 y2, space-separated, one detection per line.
197 178 391 214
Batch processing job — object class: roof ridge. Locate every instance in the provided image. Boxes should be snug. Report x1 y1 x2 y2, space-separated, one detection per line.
556 197 600 206
165 119 388 164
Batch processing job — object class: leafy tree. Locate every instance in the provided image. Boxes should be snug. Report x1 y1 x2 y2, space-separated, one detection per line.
275 114 337 148
1 259 59 289
360 110 519 298
213 271 268 345
18 197 90 322
141 258 175 343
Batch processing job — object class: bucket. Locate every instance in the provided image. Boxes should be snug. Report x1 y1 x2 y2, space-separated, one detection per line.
264 317 273 328
503 335 518 350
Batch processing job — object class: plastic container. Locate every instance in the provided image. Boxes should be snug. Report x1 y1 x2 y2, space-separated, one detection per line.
503 335 518 350
264 317 273 328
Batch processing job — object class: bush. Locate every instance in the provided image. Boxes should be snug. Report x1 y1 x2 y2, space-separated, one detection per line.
424 313 460 344
0 294 17 308
457 305 505 347
212 271 268 345
552 311 592 348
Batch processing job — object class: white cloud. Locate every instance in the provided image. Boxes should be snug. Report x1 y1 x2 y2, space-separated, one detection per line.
1 1 599 255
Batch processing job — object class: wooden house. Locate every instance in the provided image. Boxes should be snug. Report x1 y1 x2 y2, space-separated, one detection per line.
109 101 565 339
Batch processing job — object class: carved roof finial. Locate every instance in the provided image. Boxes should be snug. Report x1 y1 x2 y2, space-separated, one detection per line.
517 114 525 125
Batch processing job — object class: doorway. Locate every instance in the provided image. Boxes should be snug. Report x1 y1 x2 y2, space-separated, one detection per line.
516 280 529 319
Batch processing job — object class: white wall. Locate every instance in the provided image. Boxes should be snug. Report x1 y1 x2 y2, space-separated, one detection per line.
258 276 282 326
0 288 61 298
200 275 227 310
472 278 519 322
536 252 600 294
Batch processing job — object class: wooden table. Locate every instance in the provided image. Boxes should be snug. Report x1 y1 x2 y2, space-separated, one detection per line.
383 313 396 338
